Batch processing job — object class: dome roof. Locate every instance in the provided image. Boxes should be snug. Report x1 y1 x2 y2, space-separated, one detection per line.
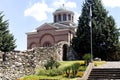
54 8 74 14
55 8 67 12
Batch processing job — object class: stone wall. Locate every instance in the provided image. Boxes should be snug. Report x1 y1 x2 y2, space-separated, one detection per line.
0 41 68 80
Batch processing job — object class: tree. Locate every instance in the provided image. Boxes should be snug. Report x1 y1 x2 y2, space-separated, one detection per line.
72 0 120 60
0 12 16 52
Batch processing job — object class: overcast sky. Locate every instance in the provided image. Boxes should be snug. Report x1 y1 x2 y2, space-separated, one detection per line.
0 0 120 50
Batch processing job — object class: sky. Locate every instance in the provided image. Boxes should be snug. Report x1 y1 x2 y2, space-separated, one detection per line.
0 0 120 51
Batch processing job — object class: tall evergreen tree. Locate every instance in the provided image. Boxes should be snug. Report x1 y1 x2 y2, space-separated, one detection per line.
72 0 120 60
0 12 16 52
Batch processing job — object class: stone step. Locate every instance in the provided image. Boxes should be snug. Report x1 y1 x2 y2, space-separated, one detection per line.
88 68 120 80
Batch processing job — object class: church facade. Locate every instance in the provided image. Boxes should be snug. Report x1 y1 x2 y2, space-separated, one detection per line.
26 7 77 49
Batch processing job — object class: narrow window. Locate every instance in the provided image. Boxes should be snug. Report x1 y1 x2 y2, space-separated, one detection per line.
58 14 61 22
63 14 67 21
68 14 71 20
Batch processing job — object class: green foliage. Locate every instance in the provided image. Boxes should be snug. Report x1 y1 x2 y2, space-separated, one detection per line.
23 61 87 79
47 69 62 76
71 63 81 71
72 0 120 60
83 54 91 65
53 62 61 68
83 54 91 61
37 69 62 77
71 63 81 77
37 69 46 76
79 66 87 71
0 12 16 52
44 57 60 70
63 62 82 78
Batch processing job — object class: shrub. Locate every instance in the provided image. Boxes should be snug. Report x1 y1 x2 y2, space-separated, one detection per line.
72 62 81 71
79 66 87 71
71 62 81 77
63 66 71 77
63 73 68 77
76 71 84 77
44 63 49 70
44 57 60 70
63 62 81 78
53 62 60 68
47 69 62 76
83 54 91 65
37 69 47 76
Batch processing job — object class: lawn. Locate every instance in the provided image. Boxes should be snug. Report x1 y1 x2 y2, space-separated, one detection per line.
18 61 86 80
18 61 106 80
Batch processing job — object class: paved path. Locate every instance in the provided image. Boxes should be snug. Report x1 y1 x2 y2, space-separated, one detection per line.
94 61 120 68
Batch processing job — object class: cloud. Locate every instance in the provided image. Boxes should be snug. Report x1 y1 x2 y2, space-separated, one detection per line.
53 0 76 9
102 0 120 8
24 0 77 22
24 1 53 22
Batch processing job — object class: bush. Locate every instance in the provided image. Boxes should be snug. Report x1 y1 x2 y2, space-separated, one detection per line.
47 69 62 76
53 62 60 68
76 71 84 77
71 63 81 77
72 63 81 71
63 62 81 78
37 69 47 76
44 57 60 70
83 54 91 65
44 63 49 70
79 66 87 71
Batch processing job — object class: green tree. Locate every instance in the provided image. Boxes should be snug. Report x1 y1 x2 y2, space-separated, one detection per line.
0 12 16 52
72 0 120 60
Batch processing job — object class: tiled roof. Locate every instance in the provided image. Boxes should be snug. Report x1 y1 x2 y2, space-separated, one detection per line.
49 22 77 30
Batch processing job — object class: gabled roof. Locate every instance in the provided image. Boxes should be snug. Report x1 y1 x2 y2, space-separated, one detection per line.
27 22 77 35
36 22 76 31
36 23 58 31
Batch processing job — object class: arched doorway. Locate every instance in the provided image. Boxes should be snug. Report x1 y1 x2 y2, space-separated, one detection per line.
62 44 68 61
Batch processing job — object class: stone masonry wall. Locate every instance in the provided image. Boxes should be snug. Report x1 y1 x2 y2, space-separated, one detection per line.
0 41 68 80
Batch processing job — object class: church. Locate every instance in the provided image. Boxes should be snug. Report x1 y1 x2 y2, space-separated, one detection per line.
26 7 77 49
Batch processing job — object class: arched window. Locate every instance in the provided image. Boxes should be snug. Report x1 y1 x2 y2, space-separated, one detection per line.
68 14 71 20
72 16 74 22
43 41 52 47
63 14 67 21
58 14 61 22
54 15 57 22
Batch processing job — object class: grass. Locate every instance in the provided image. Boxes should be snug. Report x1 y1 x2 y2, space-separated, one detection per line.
59 61 84 69
94 61 106 66
18 60 106 80
19 75 81 80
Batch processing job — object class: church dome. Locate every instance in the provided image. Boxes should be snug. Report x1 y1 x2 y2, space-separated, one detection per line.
53 7 74 24
55 8 66 12
54 8 74 14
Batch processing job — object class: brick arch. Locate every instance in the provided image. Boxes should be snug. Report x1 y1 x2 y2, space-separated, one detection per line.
57 41 69 46
30 42 37 49
39 33 55 47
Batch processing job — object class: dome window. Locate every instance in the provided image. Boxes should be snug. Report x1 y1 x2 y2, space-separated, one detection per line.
58 14 61 22
63 14 67 21
68 14 71 20
54 15 57 22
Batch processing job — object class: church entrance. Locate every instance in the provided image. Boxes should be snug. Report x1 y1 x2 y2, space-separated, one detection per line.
62 44 68 61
